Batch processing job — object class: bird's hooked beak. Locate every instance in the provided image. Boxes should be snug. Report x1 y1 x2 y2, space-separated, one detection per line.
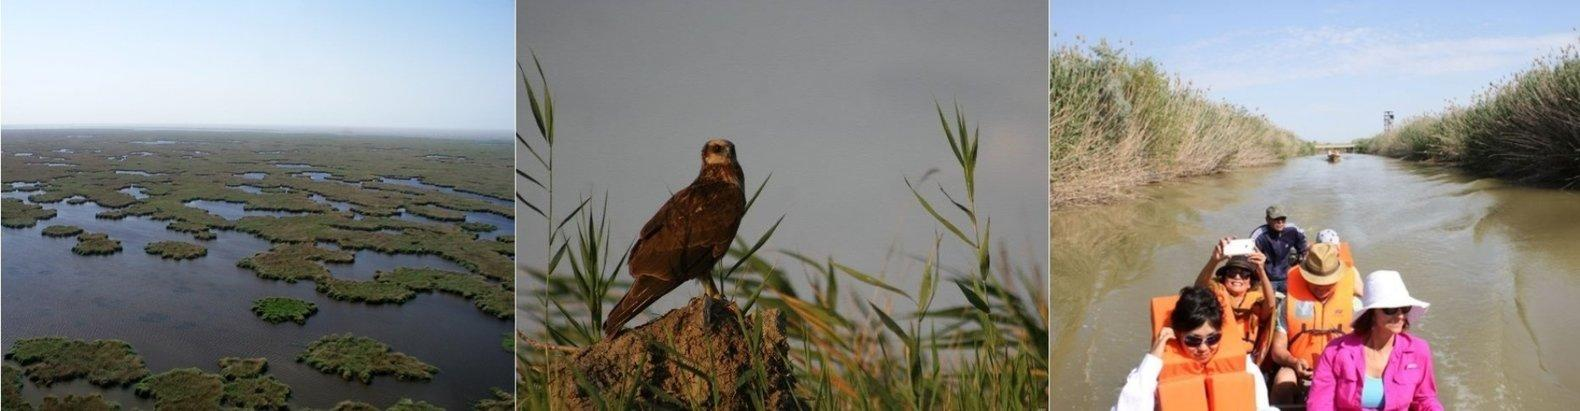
701 139 736 166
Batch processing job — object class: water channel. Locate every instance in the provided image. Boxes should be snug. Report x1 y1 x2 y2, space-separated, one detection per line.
1049 154 1580 409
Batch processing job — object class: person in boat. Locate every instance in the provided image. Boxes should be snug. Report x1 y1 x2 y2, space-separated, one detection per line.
1317 228 1364 299
1114 286 1276 411
1193 237 1276 365
1251 205 1308 294
1308 270 1442 410
1268 243 1361 404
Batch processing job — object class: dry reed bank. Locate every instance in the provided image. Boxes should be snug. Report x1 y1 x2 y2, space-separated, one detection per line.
1357 42 1580 188
1051 42 1310 208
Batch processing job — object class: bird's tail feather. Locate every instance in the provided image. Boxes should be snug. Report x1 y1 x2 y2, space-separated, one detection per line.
603 276 681 338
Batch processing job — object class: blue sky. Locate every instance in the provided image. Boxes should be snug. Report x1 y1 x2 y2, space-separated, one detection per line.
1052 1 1580 142
2 1 512 131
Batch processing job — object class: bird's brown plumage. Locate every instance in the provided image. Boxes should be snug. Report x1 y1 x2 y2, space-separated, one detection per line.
603 139 746 337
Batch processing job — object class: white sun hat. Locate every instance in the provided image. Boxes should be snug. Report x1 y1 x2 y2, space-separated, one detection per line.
1354 270 1430 323
1317 229 1340 245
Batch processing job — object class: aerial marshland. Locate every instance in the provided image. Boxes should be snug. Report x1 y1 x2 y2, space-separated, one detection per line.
2 129 513 409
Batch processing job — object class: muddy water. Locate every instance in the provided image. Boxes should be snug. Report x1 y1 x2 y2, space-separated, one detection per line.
2 198 512 409
1050 154 1580 409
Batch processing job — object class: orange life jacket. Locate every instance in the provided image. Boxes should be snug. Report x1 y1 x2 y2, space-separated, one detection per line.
1223 289 1264 346
1149 296 1257 411
1282 266 1355 366
1337 242 1355 267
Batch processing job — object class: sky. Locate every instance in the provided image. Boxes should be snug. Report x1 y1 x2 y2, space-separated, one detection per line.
518 0 1047 316
2 1 512 131
1051 0 1580 142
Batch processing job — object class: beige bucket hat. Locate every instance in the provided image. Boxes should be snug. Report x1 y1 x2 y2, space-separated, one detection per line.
1299 243 1353 286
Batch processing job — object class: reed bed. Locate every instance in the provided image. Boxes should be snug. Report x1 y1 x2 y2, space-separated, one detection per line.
517 55 1048 409
1050 41 1309 208
1357 41 1580 188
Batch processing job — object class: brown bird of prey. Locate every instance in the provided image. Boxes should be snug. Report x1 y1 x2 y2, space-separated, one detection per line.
602 139 746 337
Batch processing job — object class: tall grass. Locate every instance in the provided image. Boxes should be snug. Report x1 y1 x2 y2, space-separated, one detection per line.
1050 41 1310 208
516 55 1048 409
1357 41 1580 188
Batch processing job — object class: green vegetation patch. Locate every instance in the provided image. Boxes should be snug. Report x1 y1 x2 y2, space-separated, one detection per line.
458 221 496 232
218 357 269 379
330 399 445 411
475 388 513 411
40 224 83 237
4 337 149 387
237 243 354 282
3 363 28 410
13 176 141 209
377 268 512 318
2 198 56 228
297 334 437 384
133 368 223 409
315 278 415 304
332 401 381 411
221 376 291 410
40 394 118 410
213 357 290 409
235 214 513 283
72 233 123 256
385 399 444 411
143 240 208 260
250 297 318 324
165 220 216 240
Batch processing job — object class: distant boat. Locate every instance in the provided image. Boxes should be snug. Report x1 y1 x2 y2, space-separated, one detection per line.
1327 151 1342 163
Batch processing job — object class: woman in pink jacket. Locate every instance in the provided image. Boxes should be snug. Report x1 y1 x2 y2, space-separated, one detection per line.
1308 270 1443 411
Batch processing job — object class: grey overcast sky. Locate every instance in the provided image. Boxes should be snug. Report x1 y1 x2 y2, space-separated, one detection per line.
517 0 1047 306
2 1 512 131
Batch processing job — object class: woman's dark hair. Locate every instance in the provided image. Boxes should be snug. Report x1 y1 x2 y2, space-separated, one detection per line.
1351 308 1411 335
1171 286 1224 333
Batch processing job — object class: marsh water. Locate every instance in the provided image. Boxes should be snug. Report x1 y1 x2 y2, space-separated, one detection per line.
1 194 512 409
378 177 512 207
1049 154 1580 409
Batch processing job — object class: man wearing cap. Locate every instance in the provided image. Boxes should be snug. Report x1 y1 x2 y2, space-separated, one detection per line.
1250 205 1308 294
1267 243 1361 404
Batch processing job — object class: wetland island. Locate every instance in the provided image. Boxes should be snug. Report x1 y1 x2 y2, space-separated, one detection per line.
1 128 514 410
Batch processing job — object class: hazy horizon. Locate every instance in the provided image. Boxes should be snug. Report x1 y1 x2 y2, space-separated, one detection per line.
2 1 512 131
0 123 513 140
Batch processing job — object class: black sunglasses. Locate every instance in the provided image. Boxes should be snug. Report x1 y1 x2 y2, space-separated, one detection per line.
1379 306 1412 316
1220 269 1254 280
1181 333 1222 348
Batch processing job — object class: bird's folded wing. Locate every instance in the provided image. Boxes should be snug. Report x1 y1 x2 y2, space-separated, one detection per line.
630 181 745 278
